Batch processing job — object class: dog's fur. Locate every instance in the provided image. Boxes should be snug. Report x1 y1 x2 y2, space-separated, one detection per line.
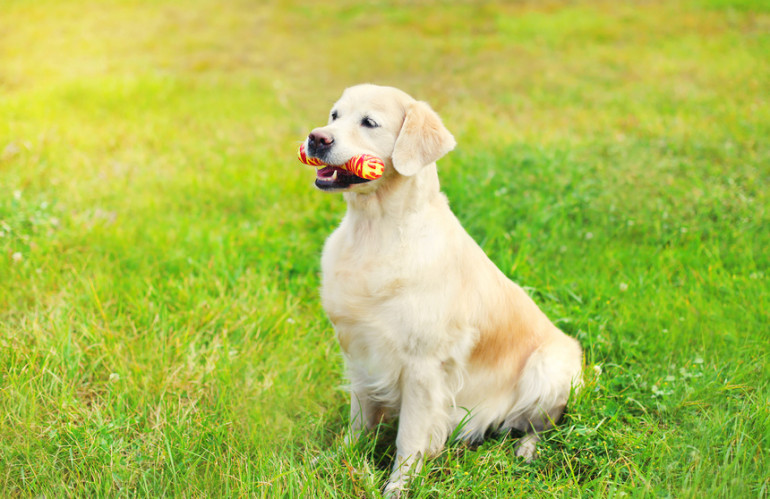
303 84 582 495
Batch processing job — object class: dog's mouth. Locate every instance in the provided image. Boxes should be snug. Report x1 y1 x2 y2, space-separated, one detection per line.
315 165 372 191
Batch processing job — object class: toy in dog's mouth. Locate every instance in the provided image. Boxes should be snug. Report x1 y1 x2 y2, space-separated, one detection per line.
297 143 384 191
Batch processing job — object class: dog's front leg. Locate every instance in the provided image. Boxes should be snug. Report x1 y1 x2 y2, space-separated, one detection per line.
345 391 366 446
344 390 388 446
384 360 449 497
312 391 383 468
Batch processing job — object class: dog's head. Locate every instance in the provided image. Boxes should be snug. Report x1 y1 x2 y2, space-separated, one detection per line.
303 84 456 192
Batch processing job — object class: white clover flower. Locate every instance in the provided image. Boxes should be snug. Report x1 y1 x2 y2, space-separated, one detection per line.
12 252 22 262
619 282 628 292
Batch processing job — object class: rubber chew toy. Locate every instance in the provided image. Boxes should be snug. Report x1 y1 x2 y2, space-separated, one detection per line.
297 143 384 180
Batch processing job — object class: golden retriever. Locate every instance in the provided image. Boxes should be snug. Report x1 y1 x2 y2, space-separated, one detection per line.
302 84 582 496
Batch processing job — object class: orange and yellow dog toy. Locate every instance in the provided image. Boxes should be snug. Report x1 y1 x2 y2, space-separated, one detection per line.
297 143 384 180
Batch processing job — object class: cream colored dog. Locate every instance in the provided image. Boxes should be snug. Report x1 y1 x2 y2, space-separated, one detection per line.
303 84 582 495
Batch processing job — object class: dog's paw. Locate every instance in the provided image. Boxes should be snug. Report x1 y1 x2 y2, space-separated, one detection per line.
383 480 405 499
514 433 539 462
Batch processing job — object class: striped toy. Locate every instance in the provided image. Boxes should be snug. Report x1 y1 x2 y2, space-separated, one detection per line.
297 143 384 181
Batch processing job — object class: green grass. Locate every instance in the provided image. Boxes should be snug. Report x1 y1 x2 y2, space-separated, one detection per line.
1 0 768 497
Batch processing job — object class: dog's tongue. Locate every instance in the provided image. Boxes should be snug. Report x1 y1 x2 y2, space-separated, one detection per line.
316 165 359 181
317 165 343 178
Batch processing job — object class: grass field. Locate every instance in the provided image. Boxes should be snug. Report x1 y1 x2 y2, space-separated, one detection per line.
1 0 768 497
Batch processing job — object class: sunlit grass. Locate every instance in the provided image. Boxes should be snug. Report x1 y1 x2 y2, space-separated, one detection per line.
1 0 768 496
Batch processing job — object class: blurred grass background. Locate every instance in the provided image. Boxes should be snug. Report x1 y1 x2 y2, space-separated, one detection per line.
1 0 768 497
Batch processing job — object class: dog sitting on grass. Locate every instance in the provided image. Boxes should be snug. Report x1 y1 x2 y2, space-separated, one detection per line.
301 84 582 496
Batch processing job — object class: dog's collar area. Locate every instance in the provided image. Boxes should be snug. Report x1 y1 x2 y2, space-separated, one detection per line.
315 165 371 191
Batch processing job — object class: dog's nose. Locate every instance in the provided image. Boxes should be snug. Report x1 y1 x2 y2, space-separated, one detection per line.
308 130 334 154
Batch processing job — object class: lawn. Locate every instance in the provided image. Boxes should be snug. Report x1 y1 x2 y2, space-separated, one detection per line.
1 0 768 497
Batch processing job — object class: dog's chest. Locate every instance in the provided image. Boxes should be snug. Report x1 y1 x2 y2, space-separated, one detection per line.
319 218 453 357
321 227 411 324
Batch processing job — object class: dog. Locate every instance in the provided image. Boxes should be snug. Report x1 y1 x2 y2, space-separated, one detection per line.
302 84 582 496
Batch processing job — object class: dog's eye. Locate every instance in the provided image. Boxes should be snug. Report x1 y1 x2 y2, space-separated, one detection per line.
331 111 339 121
361 117 379 128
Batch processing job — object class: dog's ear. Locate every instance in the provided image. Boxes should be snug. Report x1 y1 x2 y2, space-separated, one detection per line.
391 101 456 177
